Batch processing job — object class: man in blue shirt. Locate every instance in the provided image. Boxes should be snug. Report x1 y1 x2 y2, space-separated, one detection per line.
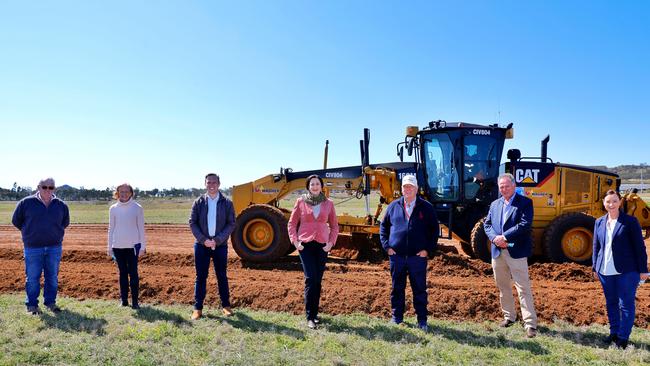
12 178 70 315
189 173 236 320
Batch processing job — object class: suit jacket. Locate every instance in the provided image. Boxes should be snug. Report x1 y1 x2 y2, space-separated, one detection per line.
592 212 648 274
484 193 533 259
189 192 236 246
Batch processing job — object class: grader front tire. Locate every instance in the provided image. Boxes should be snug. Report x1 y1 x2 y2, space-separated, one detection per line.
231 205 291 263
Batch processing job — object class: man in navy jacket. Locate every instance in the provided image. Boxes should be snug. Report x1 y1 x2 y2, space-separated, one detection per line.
380 175 439 331
189 173 236 320
484 173 538 338
12 177 69 315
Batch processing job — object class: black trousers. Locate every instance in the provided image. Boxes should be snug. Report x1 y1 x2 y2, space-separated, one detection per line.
298 241 328 321
113 248 139 306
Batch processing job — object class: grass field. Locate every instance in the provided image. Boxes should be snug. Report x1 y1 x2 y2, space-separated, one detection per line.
0 294 649 365
2 193 649 226
0 193 383 225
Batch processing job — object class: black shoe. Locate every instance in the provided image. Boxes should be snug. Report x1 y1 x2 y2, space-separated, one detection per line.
121 301 129 307
131 304 140 310
307 320 317 329
46 304 62 313
26 306 41 315
604 334 618 345
499 319 515 328
616 338 629 349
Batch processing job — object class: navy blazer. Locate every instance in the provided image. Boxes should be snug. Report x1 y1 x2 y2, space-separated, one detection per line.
484 193 534 259
592 212 648 274
189 193 236 246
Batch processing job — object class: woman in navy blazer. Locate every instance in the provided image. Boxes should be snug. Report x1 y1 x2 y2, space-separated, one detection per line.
592 190 649 349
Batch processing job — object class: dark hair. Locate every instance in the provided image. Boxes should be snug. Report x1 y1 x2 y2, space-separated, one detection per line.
305 174 324 190
205 173 220 183
603 189 621 199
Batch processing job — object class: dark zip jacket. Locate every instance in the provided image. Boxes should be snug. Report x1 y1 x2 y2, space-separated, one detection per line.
12 195 70 248
380 196 439 256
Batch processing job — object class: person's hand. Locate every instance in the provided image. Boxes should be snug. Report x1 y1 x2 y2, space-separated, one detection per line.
387 248 396 256
641 273 650 281
417 250 428 258
592 271 600 281
294 241 304 251
138 249 146 257
108 248 113 258
494 235 508 248
204 239 216 249
323 242 334 252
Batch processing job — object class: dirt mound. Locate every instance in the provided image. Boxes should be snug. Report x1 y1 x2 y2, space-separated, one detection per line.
1 224 650 328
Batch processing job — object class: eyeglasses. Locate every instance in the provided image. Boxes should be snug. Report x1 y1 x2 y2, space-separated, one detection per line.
40 186 55 190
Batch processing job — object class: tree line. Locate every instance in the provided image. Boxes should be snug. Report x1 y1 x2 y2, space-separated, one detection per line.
0 183 233 201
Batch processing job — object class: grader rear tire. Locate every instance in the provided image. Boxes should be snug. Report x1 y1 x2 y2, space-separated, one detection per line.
470 218 492 263
231 204 290 263
543 212 595 265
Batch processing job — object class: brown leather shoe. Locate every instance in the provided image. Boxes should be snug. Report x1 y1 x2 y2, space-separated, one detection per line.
526 327 537 338
222 307 234 317
191 310 202 320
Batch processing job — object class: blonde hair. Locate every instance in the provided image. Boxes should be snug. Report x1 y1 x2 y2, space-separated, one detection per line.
113 183 135 200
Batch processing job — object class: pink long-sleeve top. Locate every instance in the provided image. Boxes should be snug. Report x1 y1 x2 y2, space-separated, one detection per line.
287 197 339 245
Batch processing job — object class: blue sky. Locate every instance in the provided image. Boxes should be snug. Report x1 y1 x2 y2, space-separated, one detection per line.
1 1 648 190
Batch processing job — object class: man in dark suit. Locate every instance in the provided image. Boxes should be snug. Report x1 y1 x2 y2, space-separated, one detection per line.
189 173 236 320
484 173 538 338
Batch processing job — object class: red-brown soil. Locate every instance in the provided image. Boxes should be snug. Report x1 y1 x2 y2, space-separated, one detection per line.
1 224 649 328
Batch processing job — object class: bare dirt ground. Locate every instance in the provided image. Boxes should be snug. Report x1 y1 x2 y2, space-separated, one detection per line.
1 224 649 328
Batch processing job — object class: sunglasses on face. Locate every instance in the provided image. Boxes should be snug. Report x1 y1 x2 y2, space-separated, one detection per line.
40 186 55 190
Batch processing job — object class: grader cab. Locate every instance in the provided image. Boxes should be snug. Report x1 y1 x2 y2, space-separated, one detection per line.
404 121 650 264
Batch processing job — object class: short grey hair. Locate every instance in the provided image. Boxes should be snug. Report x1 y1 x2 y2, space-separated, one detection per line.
38 177 55 187
497 173 515 185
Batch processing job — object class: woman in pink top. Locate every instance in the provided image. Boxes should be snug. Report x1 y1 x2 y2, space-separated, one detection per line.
287 174 339 329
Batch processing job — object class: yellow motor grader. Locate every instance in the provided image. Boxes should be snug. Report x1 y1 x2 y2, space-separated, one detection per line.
230 122 650 264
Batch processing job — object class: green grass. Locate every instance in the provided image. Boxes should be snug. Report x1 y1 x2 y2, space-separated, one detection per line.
0 294 649 365
0 195 378 225
0 199 194 225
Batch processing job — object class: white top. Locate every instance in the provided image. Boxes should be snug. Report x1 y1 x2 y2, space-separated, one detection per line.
312 203 321 219
207 193 219 237
600 217 620 275
108 199 146 250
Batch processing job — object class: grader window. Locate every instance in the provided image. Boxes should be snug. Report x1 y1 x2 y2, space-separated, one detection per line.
564 169 591 205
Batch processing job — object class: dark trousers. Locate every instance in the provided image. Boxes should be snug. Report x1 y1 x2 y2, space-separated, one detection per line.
194 243 230 310
113 248 139 306
598 271 640 341
298 241 328 321
389 254 428 324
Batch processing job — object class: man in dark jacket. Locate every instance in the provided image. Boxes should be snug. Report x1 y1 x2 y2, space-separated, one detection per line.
380 175 439 331
189 173 236 320
483 173 537 338
12 177 70 315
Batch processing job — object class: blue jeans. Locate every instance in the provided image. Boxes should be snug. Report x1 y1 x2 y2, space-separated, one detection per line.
298 241 328 321
389 254 428 325
598 271 640 341
194 243 230 310
24 245 63 307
